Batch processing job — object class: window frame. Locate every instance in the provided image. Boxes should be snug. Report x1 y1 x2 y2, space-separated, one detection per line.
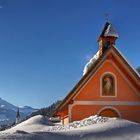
100 72 117 97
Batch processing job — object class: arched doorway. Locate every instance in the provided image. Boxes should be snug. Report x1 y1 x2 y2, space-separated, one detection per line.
98 107 121 118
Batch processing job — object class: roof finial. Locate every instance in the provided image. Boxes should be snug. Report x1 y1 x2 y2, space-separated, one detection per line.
105 13 109 22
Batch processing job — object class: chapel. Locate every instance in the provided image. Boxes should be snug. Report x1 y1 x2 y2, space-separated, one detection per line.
55 22 140 124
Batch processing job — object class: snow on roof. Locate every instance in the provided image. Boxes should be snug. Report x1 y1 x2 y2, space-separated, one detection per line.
83 51 100 75
104 24 119 38
83 45 140 79
99 22 119 39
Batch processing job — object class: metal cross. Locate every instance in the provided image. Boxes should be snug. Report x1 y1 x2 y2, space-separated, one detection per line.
105 13 109 22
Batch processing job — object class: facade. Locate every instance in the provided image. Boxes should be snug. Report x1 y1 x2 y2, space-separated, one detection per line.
55 22 140 124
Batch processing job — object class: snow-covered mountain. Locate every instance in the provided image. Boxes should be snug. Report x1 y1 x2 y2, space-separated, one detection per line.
0 98 37 125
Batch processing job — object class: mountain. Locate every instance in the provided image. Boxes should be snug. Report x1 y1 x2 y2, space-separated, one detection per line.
0 98 37 125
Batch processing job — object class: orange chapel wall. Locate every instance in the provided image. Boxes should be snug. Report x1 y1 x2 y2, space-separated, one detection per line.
59 107 69 124
70 59 140 123
71 105 140 123
74 60 140 102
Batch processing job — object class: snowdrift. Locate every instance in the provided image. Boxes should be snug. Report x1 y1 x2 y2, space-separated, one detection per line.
0 115 140 140
2 115 53 133
49 115 109 131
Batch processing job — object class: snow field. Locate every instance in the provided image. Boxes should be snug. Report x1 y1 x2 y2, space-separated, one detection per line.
49 115 109 131
0 115 140 140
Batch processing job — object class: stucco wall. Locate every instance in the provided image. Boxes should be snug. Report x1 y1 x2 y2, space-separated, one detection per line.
71 105 140 123
74 60 140 102
69 59 140 123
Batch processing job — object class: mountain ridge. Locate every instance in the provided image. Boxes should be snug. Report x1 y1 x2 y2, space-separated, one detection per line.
0 98 37 125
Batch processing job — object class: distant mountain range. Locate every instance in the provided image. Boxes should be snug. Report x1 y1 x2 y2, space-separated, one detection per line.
0 98 37 125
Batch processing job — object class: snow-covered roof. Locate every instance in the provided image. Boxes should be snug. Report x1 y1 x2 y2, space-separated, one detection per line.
99 22 119 38
83 51 100 75
104 24 119 38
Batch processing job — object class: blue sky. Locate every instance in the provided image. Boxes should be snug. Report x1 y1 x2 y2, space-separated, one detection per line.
0 0 140 108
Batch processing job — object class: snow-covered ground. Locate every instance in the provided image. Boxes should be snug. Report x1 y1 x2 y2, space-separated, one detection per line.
3 115 54 133
0 115 140 140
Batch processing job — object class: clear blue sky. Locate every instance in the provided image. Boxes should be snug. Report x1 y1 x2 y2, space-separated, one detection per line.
0 0 139 108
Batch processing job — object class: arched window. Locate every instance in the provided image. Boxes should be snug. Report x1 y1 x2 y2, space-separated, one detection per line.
97 106 121 118
101 72 117 97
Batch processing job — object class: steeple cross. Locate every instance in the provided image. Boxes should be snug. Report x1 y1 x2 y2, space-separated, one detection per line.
105 13 109 22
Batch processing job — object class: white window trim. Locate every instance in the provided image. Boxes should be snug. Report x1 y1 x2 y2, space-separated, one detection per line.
100 72 117 98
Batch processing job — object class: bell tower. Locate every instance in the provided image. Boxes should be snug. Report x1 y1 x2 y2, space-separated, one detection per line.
16 108 21 124
98 22 119 56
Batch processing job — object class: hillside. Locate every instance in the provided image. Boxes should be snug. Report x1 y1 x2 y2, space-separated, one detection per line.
30 100 61 118
0 98 37 125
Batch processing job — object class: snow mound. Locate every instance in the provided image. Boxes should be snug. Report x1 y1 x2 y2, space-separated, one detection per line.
83 51 100 75
3 115 53 133
0 115 140 140
22 115 52 125
49 115 109 131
